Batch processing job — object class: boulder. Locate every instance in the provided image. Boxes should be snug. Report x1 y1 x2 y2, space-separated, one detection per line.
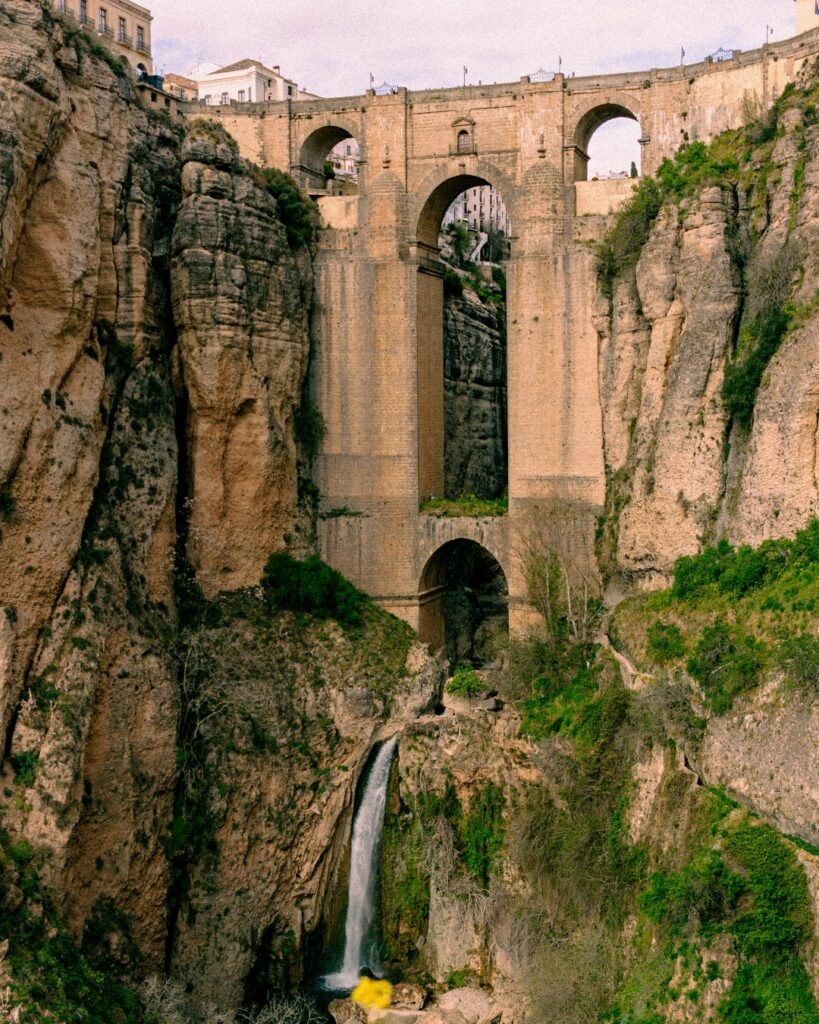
392 982 426 1010
328 998 367 1024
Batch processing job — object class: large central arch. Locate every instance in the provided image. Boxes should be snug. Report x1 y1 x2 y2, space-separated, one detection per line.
413 169 515 501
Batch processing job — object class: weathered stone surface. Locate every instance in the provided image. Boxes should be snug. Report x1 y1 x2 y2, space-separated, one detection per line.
444 290 506 500
392 982 427 1010
0 0 180 969
437 986 495 1023
329 998 367 1023
171 135 313 596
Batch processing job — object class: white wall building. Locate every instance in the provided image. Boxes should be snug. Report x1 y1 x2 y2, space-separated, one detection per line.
443 186 511 237
192 59 299 105
796 0 819 35
329 139 360 179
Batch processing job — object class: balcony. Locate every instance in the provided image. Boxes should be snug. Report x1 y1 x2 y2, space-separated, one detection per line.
136 41 151 56
118 32 133 48
98 24 113 39
78 11 91 25
56 2 75 15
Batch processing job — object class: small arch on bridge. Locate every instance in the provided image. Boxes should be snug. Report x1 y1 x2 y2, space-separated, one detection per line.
297 124 360 193
419 539 508 665
572 103 641 181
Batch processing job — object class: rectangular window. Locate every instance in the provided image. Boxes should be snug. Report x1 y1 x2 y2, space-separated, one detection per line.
136 25 144 49
79 0 86 19
99 8 106 30
238 90 245 102
247 89 252 101
287 85 293 96
221 92 229 105
118 16 126 41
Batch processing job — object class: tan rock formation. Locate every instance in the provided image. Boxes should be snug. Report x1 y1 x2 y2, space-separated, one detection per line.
171 135 313 596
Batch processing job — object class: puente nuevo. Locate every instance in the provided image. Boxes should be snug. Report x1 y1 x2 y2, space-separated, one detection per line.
201 26 819 644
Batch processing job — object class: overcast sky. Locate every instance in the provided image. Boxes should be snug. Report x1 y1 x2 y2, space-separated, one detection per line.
150 0 798 176
152 0 795 96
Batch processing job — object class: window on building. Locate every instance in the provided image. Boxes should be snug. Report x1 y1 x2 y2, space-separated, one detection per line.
118 16 126 41
99 7 107 31
203 94 211 105
136 25 144 50
221 92 229 105
457 130 471 152
287 85 294 96
238 90 245 102
79 0 87 21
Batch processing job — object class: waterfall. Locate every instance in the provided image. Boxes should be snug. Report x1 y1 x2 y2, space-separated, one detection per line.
322 736 397 990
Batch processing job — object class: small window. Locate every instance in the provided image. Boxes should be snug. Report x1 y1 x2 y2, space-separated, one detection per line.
136 25 144 49
238 90 245 102
150 92 157 103
79 0 86 18
99 7 107 30
247 89 252 101
457 130 470 152
287 85 293 96
118 16 126 41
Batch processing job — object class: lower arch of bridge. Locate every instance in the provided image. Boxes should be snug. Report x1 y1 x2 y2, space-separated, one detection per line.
415 173 509 501
418 539 509 665
572 102 640 181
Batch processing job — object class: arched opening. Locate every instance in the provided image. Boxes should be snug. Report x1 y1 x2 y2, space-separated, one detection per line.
457 129 471 152
297 125 360 195
573 103 641 181
419 540 508 665
416 175 511 505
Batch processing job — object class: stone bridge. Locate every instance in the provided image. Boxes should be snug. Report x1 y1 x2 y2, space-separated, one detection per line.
205 31 819 646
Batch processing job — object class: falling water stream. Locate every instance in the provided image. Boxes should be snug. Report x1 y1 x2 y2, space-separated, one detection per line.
321 736 397 991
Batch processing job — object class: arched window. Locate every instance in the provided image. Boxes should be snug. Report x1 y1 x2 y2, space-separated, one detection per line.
457 130 471 152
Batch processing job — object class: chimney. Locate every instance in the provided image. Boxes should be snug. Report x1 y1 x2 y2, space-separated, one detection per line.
273 64 280 75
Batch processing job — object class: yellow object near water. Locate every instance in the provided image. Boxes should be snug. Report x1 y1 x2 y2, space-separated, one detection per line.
351 976 393 1009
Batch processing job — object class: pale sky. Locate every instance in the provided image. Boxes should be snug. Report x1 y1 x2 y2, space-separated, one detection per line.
151 0 797 175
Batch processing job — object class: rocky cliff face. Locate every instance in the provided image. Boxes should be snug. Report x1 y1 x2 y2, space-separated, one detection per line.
444 287 506 500
0 6 444 1018
596 91 819 585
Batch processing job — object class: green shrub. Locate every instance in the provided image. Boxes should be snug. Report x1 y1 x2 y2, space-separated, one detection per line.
639 850 742 935
776 634 819 690
672 534 795 602
294 399 325 462
460 783 505 889
723 306 792 430
655 140 739 199
443 266 464 298
261 552 365 627
11 751 39 788
10 839 35 866
262 167 315 248
686 619 766 713
446 968 475 989
596 177 663 298
446 665 484 698
646 620 686 662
